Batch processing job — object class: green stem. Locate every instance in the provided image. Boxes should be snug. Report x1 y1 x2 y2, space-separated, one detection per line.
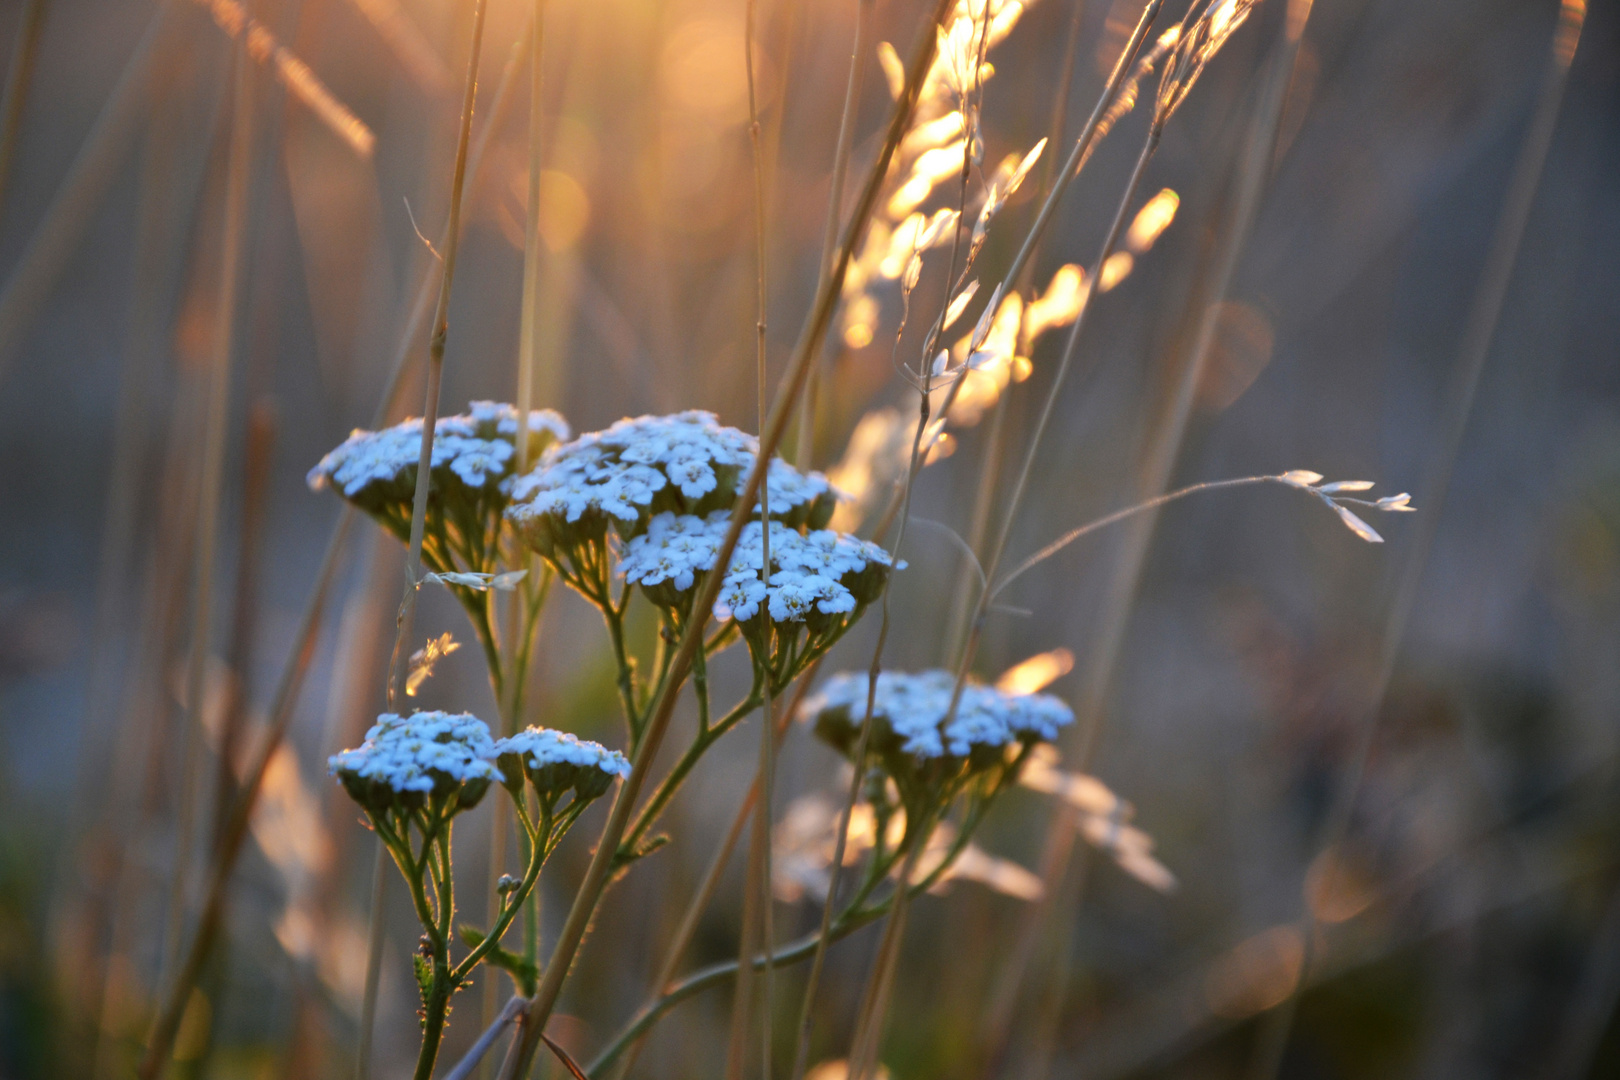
452 806 548 982
620 687 764 860
602 595 640 740
413 975 453 1080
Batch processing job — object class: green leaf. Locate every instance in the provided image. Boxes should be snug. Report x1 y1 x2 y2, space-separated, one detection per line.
458 923 538 990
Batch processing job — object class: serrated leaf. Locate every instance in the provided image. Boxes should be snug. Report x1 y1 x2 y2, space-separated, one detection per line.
1330 502 1383 543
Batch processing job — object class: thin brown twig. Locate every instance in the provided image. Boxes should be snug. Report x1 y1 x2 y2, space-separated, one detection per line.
729 0 778 1070
386 0 491 708
496 4 955 1074
796 0 871 470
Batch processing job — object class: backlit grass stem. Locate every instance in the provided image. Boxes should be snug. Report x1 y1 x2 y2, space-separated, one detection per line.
495 4 956 1074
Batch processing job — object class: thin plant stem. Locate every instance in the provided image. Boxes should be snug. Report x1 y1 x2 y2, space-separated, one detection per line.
729 0 777 1069
796 0 871 469
614 676 812 1080
160 29 254 997
210 400 276 838
371 12 535 432
131 14 527 1079
386 0 491 708
950 123 1160 718
447 995 531 1080
826 14 1170 1066
944 0 1086 661
790 340 932 1080
845 814 933 1080
591 822 980 1078
997 0 1163 310
0 0 48 222
990 13 1313 1076
496 5 955 1075
1245 2 1585 1074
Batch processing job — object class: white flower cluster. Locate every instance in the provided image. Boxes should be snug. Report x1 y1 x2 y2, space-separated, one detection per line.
494 727 630 778
617 513 893 625
507 412 837 543
804 669 1073 760
308 402 571 502
328 711 499 802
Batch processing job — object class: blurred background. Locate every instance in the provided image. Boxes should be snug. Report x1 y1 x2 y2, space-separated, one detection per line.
0 0 1617 1076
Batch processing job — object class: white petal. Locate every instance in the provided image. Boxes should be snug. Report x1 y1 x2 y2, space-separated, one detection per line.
1316 480 1375 493
1330 502 1383 543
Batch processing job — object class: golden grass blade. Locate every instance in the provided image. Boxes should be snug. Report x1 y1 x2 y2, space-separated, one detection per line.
191 0 375 158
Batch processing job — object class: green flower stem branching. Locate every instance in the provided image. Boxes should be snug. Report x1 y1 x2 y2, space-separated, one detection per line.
619 683 765 863
368 783 585 1080
587 770 1012 1077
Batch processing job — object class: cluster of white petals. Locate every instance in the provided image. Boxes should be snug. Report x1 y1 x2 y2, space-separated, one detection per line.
804 669 1073 759
618 513 892 625
328 711 499 794
494 727 630 778
308 402 570 500
507 411 835 534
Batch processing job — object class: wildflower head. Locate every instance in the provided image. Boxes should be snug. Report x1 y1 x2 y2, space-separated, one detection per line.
493 726 630 805
307 403 570 568
328 711 500 814
505 412 838 580
619 513 893 686
802 670 1073 807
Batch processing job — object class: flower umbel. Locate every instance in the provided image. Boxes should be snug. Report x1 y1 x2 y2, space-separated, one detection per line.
307 402 570 576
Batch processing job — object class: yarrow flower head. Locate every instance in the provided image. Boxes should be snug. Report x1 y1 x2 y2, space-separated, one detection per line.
803 669 1074 786
493 726 630 803
618 512 893 687
307 402 570 556
328 711 500 813
505 412 840 568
